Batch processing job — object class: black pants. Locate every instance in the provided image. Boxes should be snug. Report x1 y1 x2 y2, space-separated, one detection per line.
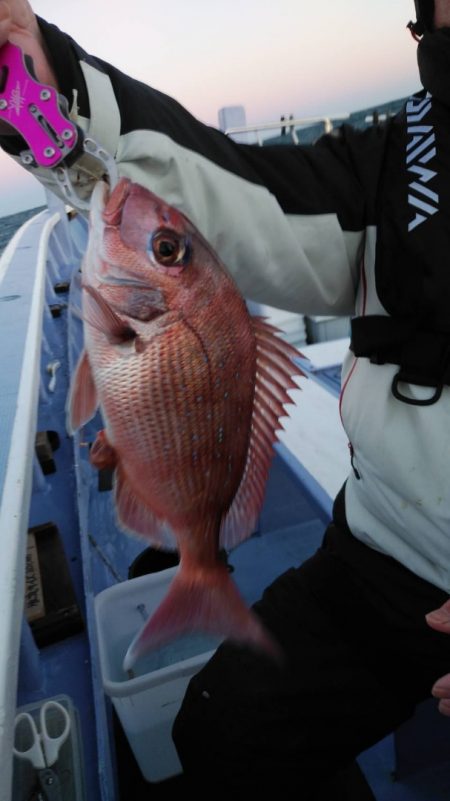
172 495 450 799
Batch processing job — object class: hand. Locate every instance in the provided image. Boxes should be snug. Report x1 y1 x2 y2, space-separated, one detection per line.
0 0 57 134
426 600 450 716
434 0 450 29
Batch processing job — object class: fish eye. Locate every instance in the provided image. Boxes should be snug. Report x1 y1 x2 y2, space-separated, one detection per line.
149 229 191 267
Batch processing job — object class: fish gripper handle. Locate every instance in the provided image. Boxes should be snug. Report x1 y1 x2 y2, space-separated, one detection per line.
0 41 81 168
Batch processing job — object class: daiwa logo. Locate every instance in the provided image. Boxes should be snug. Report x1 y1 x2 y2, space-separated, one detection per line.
406 92 439 232
9 81 25 115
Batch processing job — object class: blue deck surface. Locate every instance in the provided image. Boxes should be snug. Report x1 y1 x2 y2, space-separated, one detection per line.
297 357 343 398
9 211 106 801
4 210 450 800
312 363 343 397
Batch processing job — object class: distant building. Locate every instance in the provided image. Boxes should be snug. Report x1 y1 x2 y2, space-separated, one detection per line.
218 105 249 143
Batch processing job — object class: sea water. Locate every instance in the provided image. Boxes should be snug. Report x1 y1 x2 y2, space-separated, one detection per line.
0 206 45 256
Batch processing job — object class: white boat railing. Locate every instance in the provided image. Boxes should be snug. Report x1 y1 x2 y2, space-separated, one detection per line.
0 200 71 801
224 113 350 145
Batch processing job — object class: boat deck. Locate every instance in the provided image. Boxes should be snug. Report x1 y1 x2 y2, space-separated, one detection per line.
1 202 449 800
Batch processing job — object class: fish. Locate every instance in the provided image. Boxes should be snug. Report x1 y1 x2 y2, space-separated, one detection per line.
67 177 304 671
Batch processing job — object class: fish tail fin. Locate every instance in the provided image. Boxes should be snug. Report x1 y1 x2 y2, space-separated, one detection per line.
123 565 281 671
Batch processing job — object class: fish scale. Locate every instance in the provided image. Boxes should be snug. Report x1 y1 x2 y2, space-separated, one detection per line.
68 177 304 669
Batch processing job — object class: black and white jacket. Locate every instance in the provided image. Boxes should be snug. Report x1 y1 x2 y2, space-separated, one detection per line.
4 19 450 593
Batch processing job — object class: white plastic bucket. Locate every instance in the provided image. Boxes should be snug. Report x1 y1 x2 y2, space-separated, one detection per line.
94 567 219 783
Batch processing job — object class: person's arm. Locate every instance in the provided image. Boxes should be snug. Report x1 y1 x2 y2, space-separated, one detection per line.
0 2 375 317
0 0 57 99
434 0 450 28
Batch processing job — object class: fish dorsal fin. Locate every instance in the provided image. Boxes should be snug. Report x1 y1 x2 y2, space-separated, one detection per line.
220 317 305 550
114 463 177 550
67 348 99 434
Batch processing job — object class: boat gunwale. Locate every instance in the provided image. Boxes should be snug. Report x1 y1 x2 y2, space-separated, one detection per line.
0 209 61 801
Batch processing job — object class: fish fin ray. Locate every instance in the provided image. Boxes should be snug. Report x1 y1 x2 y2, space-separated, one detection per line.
83 284 137 344
123 564 281 670
90 429 118 470
114 464 177 550
220 316 304 550
66 348 98 433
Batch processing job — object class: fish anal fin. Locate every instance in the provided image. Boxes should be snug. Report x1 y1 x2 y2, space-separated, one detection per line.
114 463 177 550
220 317 304 550
67 349 98 433
123 564 282 671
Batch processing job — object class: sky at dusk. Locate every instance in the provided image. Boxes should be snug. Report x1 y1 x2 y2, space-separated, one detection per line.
0 0 421 217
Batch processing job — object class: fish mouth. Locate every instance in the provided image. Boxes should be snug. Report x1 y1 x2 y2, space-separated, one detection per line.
88 180 168 323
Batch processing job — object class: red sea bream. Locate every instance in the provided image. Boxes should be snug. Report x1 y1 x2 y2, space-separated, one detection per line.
68 177 303 670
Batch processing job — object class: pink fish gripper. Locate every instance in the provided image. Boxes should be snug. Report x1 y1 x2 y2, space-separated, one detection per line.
0 41 80 168
0 42 118 210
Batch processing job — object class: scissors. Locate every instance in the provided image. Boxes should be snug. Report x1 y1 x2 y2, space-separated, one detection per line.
13 700 71 801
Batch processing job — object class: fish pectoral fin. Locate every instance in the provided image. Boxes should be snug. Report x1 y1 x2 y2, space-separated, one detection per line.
83 284 137 345
90 429 118 470
114 463 177 550
122 565 282 671
66 348 99 433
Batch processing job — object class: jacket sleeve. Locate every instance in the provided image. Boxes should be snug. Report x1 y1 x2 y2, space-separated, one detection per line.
0 17 388 316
